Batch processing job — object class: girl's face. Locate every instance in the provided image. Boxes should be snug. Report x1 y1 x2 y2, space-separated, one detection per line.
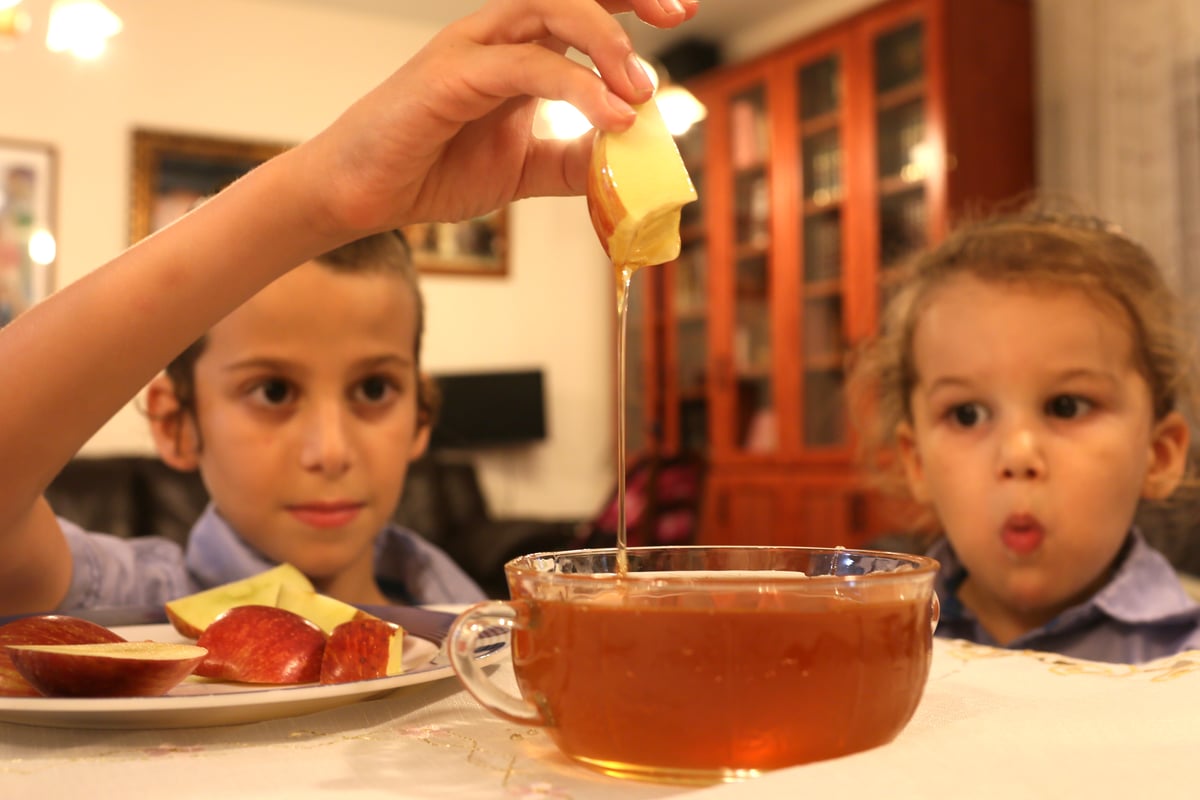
156 262 427 602
896 274 1188 640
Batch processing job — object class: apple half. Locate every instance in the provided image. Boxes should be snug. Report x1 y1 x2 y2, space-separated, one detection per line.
165 562 315 638
0 614 127 697
319 617 405 685
5 641 206 698
195 604 327 684
586 97 698 270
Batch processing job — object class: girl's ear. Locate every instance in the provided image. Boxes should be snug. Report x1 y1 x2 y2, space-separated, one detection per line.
895 420 931 504
1143 410 1190 500
146 373 201 471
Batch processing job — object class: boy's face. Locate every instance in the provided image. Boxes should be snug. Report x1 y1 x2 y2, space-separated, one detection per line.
163 262 427 594
895 274 1187 638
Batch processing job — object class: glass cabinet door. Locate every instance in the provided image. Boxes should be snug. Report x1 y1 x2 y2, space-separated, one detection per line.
728 84 776 454
796 52 847 448
873 18 928 310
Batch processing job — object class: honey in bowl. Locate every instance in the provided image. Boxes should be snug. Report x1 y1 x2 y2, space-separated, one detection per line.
450 546 939 784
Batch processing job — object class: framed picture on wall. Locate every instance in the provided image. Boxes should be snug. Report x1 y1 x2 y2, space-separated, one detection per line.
402 208 509 277
129 129 291 244
0 138 57 328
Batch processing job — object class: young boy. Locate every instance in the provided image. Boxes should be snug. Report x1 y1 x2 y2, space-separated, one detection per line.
0 0 696 615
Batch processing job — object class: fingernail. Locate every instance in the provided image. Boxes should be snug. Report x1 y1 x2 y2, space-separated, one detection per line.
659 0 685 14
607 90 636 118
625 53 655 95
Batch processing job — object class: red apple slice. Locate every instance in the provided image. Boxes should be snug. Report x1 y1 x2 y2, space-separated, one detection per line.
319 617 405 685
0 615 127 697
195 604 326 684
587 97 698 270
5 641 206 698
166 563 315 639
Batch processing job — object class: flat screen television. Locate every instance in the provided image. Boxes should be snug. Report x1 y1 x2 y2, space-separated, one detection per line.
428 369 547 449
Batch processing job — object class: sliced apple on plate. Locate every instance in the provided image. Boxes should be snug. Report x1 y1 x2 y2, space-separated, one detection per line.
4 641 206 698
0 614 127 697
165 562 314 638
320 617 405 685
275 584 378 635
586 96 698 270
195 605 327 684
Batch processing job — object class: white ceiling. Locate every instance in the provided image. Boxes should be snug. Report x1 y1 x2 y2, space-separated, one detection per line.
259 0 792 59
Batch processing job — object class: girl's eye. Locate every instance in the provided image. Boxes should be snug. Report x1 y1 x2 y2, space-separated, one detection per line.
1046 394 1092 419
252 378 294 406
948 403 988 428
354 375 397 404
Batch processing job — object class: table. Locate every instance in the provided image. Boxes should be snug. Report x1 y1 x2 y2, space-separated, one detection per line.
3 638 1198 799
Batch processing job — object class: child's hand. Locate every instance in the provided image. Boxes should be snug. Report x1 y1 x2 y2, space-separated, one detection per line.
298 0 698 237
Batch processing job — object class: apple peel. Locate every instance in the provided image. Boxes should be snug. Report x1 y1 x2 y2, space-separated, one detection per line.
195 604 327 684
0 614 127 697
320 617 405 685
5 641 206 698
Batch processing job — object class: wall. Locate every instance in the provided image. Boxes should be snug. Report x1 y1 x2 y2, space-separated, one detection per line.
1 0 615 519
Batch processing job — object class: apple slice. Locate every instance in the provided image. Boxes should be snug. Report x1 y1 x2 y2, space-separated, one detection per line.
319 618 405 685
195 605 327 684
5 641 206 698
586 97 698 270
274 585 377 635
0 615 127 697
165 563 314 639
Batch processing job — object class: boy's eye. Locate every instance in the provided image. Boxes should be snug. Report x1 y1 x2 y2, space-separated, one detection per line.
948 403 988 428
1046 394 1092 419
354 374 396 404
252 378 294 406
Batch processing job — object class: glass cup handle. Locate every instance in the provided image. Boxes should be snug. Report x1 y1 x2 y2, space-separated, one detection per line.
930 592 941 635
448 600 546 725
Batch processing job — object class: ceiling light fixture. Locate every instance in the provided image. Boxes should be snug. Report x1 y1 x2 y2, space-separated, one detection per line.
45 0 122 60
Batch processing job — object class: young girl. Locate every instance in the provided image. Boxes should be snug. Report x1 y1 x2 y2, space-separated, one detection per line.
0 0 695 616
58 231 487 609
851 209 1200 663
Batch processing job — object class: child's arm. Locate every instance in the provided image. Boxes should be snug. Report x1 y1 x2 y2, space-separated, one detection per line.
0 0 696 614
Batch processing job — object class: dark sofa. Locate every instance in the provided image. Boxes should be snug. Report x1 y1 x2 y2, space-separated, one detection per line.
44 453 583 599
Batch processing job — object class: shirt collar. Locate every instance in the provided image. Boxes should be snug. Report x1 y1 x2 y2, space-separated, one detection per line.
928 529 1198 634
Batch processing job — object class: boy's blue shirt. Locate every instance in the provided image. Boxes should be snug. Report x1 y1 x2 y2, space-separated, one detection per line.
57 504 487 611
928 529 1200 663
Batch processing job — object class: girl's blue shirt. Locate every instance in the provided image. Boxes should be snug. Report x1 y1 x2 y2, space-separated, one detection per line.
929 529 1200 663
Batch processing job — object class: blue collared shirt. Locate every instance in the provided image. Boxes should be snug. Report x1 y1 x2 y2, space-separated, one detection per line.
928 530 1200 663
57 504 487 610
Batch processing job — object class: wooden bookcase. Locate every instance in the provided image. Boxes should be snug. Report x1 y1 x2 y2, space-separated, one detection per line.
623 0 1035 547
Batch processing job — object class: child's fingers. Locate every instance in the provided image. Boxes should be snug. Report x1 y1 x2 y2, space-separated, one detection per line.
455 0 692 128
515 133 595 201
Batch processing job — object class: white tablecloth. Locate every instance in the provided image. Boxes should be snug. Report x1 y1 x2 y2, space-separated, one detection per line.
2 639 1198 799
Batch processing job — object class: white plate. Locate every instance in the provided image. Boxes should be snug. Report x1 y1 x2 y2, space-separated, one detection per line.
0 621 499 730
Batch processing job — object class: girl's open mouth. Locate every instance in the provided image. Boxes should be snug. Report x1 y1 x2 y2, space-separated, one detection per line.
1001 513 1044 555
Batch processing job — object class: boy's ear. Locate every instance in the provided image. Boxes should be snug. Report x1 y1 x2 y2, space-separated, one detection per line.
408 421 431 463
146 373 201 471
895 420 931 504
1143 410 1190 500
